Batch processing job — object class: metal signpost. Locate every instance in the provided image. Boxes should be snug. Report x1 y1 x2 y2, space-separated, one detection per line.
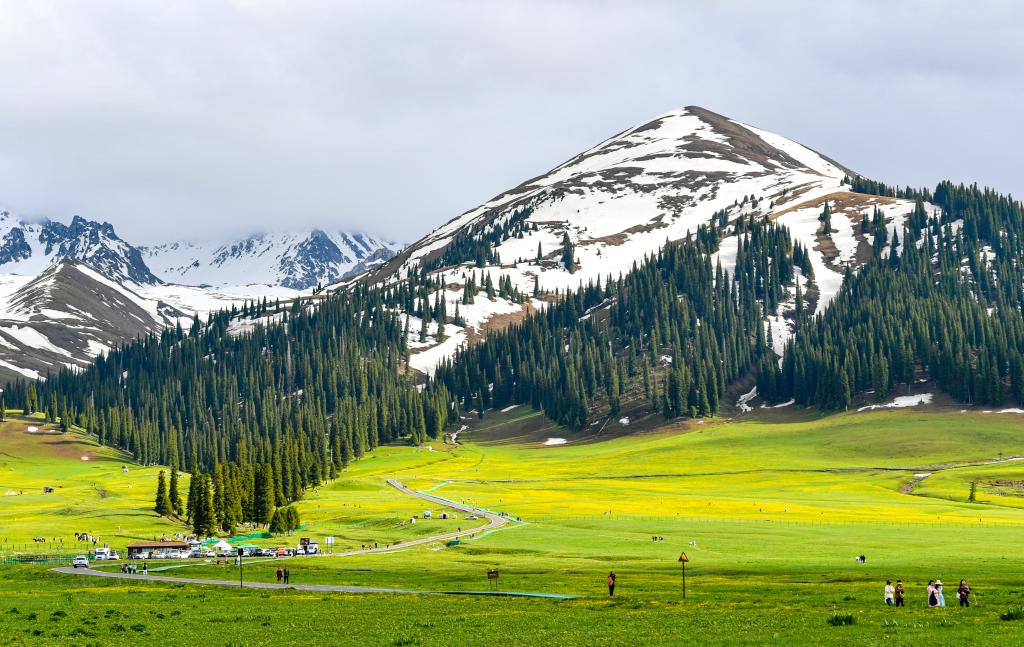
238 547 245 589
487 568 500 591
678 551 689 599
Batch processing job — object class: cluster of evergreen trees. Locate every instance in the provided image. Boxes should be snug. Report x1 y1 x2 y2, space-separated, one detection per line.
434 218 798 426
760 181 1024 408
420 206 535 273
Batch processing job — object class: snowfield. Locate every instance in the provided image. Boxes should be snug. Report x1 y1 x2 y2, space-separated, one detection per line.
858 393 934 412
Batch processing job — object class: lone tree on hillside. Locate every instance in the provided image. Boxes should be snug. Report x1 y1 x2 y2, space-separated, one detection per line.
561 232 575 272
154 470 172 516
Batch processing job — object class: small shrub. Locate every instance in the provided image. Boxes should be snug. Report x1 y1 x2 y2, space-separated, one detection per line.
827 613 855 627
26 612 37 621
130 623 146 632
1001 606 1024 621
110 623 126 632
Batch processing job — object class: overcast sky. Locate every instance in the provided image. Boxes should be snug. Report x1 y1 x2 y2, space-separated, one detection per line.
0 1 1020 244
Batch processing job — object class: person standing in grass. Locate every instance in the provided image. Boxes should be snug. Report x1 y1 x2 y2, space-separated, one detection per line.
935 580 946 607
927 580 937 607
607 572 616 596
884 580 895 606
276 567 283 583
894 580 905 607
958 580 970 607
284 567 290 585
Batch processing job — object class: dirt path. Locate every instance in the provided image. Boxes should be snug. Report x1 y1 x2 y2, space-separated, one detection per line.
50 566 572 598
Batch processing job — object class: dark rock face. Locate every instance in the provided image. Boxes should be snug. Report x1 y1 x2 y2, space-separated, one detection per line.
0 228 32 264
279 230 350 289
0 213 161 285
39 216 161 285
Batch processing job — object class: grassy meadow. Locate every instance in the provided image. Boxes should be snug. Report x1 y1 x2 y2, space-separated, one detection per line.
3 405 1024 644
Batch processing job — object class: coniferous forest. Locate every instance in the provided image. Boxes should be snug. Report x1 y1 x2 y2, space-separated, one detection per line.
8 179 1024 533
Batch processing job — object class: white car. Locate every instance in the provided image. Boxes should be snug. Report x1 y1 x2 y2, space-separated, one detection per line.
72 556 89 568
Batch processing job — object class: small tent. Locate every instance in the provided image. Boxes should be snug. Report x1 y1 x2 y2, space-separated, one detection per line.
209 539 233 553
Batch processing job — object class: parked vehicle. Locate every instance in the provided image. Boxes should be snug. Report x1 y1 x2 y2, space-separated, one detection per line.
299 537 319 555
93 547 121 560
72 556 89 568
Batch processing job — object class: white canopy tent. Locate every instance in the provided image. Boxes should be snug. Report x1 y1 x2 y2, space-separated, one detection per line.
209 540 233 552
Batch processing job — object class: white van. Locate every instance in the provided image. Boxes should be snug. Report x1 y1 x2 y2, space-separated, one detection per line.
94 547 118 561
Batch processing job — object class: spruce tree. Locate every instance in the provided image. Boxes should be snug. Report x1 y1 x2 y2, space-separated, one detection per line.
169 465 183 516
561 232 575 271
154 470 172 516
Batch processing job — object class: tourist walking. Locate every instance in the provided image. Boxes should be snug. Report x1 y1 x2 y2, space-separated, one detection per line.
276 567 283 583
894 580 905 607
927 580 937 607
284 567 290 584
607 571 616 596
935 580 946 607
142 561 148 576
884 580 894 606
958 580 970 607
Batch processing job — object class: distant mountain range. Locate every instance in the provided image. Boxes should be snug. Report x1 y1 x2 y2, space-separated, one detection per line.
0 210 400 381
141 230 398 290
0 210 400 291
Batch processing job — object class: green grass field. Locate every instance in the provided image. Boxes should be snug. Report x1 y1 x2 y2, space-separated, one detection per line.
3 406 1024 645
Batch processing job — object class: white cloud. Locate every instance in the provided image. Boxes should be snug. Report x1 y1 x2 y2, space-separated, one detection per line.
0 0 1019 244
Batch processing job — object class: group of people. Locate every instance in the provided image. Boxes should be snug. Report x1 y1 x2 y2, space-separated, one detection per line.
119 562 147 575
883 579 971 607
275 566 291 584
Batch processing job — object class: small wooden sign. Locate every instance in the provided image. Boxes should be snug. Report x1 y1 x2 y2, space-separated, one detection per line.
678 552 689 562
487 568 500 580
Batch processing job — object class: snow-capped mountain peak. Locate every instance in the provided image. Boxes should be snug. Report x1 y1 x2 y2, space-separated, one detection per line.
356 105 925 376
0 211 159 285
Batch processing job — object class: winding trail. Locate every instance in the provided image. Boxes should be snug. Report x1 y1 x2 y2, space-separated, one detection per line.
51 479 566 598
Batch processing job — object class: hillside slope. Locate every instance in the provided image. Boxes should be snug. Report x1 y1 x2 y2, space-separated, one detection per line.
0 262 185 380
